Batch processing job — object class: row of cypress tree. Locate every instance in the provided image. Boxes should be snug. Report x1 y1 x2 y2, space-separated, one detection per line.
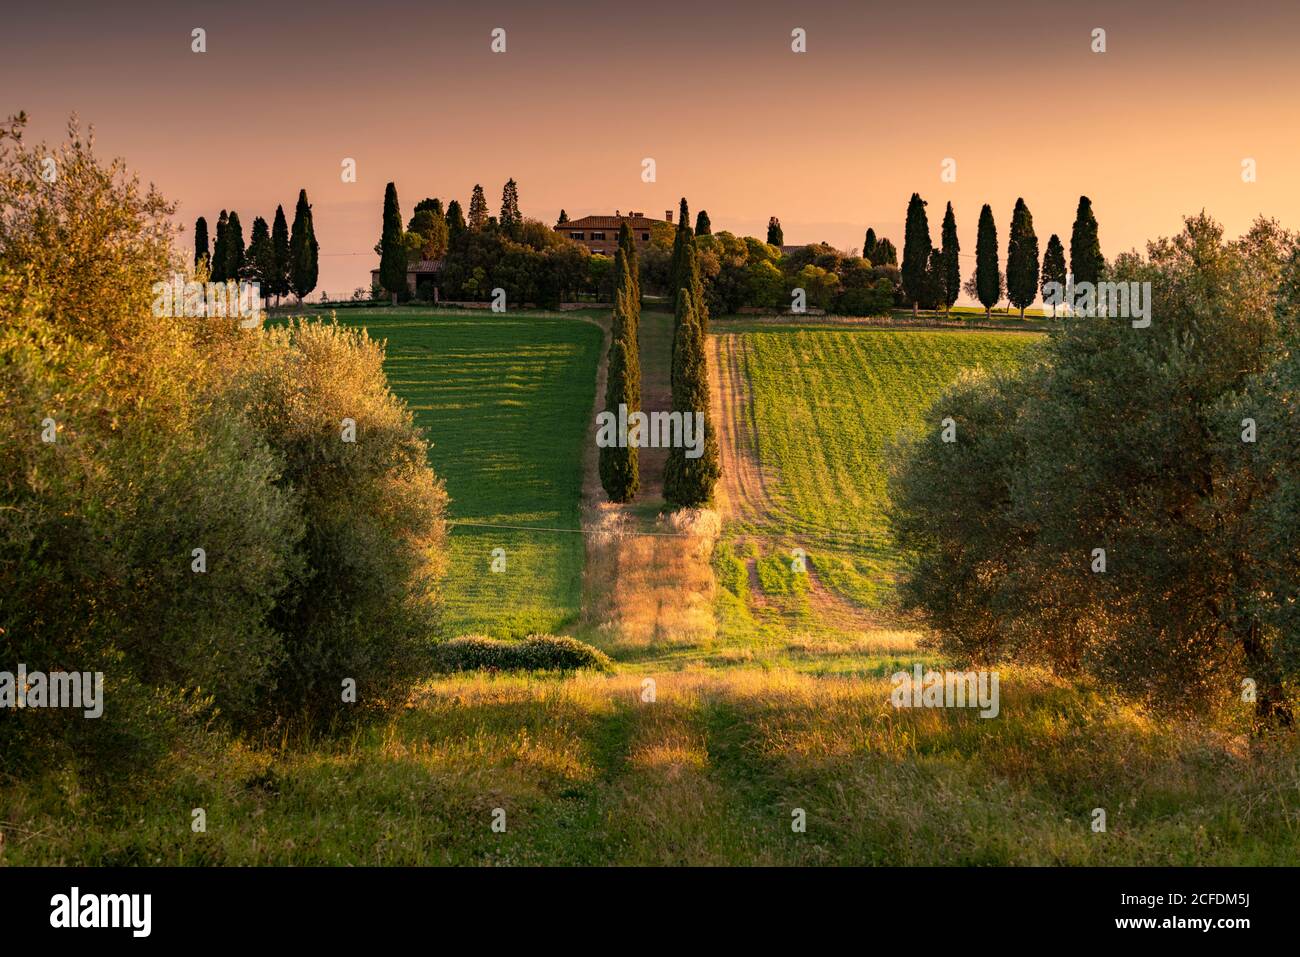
598 198 721 508
195 189 318 303
902 194 1104 318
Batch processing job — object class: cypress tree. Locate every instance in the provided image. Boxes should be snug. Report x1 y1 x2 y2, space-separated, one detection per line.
446 200 466 242
873 238 898 266
1041 234 1067 318
901 193 932 316
694 209 711 236
245 215 275 290
599 241 641 502
924 248 946 311
289 189 318 303
1070 195 1104 286
940 203 960 314
271 204 290 305
1006 197 1040 319
618 220 641 312
194 216 209 272
379 182 406 304
210 210 229 283
663 284 721 508
974 203 1001 318
557 209 569 225
766 216 783 246
499 178 521 233
863 227 877 261
669 198 705 386
223 211 245 284
468 184 488 230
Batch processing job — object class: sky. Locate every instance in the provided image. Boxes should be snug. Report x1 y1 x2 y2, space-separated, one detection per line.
5 0 1300 299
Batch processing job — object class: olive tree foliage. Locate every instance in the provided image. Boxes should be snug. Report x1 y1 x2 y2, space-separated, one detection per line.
0 115 448 778
889 214 1300 726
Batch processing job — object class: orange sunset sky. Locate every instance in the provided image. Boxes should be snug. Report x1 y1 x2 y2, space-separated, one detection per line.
5 0 1300 299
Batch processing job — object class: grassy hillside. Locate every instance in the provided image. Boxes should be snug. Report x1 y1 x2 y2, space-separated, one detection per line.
328 308 604 637
714 326 1037 617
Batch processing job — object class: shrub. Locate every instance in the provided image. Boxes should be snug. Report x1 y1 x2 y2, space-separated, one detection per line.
433 634 613 673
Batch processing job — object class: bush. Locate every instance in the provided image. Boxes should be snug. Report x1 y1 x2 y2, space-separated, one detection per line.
433 634 613 673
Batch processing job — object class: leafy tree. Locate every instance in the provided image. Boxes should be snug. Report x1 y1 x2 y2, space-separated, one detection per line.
1070 195 1104 286
407 208 448 260
468 184 489 230
891 214 1299 727
940 203 960 314
902 193 933 316
1041 233 1066 317
870 237 898 266
289 188 318 303
1006 197 1040 318
223 211 245 283
766 216 784 246
211 209 229 282
194 216 209 272
271 204 291 305
695 209 711 236
243 215 276 296
974 203 1001 317
499 178 521 233
413 197 443 217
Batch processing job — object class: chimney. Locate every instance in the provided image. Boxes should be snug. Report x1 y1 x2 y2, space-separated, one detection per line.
665 209 673 223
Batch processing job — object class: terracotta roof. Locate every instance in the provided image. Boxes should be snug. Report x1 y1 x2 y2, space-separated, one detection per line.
557 214 665 231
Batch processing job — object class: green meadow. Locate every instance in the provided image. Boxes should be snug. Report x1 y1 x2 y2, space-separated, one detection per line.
327 308 604 637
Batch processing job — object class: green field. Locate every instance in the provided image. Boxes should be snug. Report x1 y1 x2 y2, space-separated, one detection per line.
720 326 1037 611
328 308 604 637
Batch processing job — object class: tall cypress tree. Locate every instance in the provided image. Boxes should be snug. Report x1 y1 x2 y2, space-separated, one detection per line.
468 184 488 230
499 178 521 233
663 283 720 508
271 204 290 305
694 209 711 236
901 193 932 317
194 216 209 272
210 210 229 283
446 200 467 242
939 203 960 315
599 239 642 502
766 216 783 246
379 182 406 304
924 248 946 311
669 198 705 387
1006 197 1040 319
1070 195 1104 286
1041 233 1067 318
223 211 245 284
289 189 318 303
863 227 877 261
974 203 1001 318
618 220 641 312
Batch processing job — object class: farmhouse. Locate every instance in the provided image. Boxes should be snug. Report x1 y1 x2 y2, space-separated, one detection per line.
370 258 443 297
556 210 672 255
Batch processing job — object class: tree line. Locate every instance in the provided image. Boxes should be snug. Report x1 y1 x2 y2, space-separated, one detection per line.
900 192 1103 318
194 189 318 303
